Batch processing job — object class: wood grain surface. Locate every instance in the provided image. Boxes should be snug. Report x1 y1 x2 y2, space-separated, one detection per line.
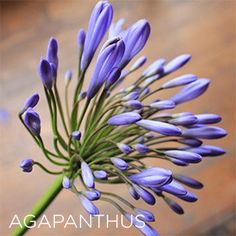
0 0 235 235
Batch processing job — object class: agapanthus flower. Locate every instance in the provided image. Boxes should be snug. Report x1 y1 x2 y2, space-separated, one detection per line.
18 1 227 235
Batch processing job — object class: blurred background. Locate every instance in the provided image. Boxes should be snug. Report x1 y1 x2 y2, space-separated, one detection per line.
0 0 235 235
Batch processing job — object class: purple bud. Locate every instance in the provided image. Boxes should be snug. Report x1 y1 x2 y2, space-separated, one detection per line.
177 191 198 202
182 125 227 139
84 190 101 201
62 176 72 189
120 19 150 68
142 75 159 87
93 170 108 180
71 130 81 141
164 197 184 215
169 158 188 166
188 145 225 156
79 194 99 216
79 91 87 100
109 18 125 39
196 114 222 124
164 54 191 74
124 100 143 110
22 93 39 112
135 208 155 222
169 114 198 126
140 87 150 96
50 63 57 81
130 56 147 71
174 174 203 189
178 138 202 147
46 37 58 69
19 159 34 173
107 112 142 126
77 29 86 48
130 167 172 188
150 100 175 110
137 136 145 144
81 162 94 188
133 185 156 205
23 108 41 136
134 144 149 154
142 58 166 77
122 91 140 101
145 132 154 139
81 1 113 71
136 119 182 136
117 143 132 154
125 213 160 236
38 59 54 89
105 67 121 89
87 39 125 99
128 185 140 200
162 74 197 89
111 157 129 170
64 70 72 84
165 150 202 163
158 180 187 196
171 79 210 105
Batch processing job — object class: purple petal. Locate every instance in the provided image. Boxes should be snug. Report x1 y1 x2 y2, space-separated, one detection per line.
107 112 142 126
81 162 94 188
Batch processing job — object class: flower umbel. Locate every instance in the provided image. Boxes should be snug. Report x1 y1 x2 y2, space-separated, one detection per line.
18 1 227 235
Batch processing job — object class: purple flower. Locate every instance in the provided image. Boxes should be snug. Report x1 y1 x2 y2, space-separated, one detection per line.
105 67 121 89
79 194 99 215
93 170 108 180
134 143 149 154
117 143 132 154
171 79 210 105
122 91 140 101
109 18 125 39
161 74 197 89
64 70 72 84
125 213 159 236
165 150 202 163
178 138 202 147
150 100 175 110
136 119 182 136
130 56 147 71
164 197 184 215
111 157 129 170
87 38 125 99
176 191 198 202
81 162 94 188
62 176 72 189
84 190 101 201
107 112 142 126
130 167 172 188
23 108 41 136
124 100 143 110
71 130 81 141
22 93 40 112
182 125 227 139
174 174 203 189
79 91 87 100
128 185 140 200
133 185 156 205
46 37 58 69
158 180 187 196
81 1 113 71
119 19 151 68
77 29 86 48
169 158 188 166
19 159 34 173
38 59 54 89
187 145 225 156
142 58 166 77
135 208 155 222
169 114 198 126
196 114 221 124
164 54 191 74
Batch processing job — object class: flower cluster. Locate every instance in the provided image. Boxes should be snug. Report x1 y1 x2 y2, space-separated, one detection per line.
19 1 227 235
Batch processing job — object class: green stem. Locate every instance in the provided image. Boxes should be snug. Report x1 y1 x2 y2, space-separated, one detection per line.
11 176 63 236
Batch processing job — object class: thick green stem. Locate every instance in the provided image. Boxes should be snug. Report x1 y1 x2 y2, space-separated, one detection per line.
11 176 63 236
